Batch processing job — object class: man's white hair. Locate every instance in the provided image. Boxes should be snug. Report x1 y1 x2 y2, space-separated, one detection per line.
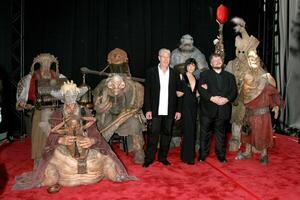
159 48 171 56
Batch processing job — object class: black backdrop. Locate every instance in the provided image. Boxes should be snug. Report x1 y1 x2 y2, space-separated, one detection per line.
1 0 270 134
24 0 262 87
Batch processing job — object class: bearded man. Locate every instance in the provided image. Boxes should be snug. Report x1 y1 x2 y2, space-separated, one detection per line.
198 53 237 163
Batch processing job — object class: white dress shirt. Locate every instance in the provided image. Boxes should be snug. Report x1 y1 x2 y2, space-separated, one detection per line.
158 65 169 115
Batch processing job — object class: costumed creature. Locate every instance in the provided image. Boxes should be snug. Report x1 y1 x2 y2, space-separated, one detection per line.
93 74 146 164
235 50 282 165
225 17 262 152
170 34 208 79
88 48 146 164
13 81 135 193
16 53 66 167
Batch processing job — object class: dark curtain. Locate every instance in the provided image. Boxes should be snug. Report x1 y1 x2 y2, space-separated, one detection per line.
0 1 10 72
1 0 271 133
24 0 262 87
0 1 12 135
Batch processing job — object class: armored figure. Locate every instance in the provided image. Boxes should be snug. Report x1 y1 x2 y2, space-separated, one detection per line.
16 53 66 166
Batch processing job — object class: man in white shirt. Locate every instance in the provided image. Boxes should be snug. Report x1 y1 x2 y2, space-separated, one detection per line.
143 48 182 167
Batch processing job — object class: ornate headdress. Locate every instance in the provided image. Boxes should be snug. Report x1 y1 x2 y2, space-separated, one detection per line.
50 80 88 104
106 48 131 75
231 17 260 53
30 53 59 74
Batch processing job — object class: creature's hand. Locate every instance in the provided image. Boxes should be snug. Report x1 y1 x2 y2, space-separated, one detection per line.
58 135 76 146
17 102 34 110
78 137 96 149
56 130 66 135
272 106 279 119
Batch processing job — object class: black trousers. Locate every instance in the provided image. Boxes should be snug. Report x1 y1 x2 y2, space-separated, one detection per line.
144 116 174 162
199 115 227 160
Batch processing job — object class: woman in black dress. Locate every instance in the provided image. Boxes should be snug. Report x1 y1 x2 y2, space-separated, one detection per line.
179 58 199 164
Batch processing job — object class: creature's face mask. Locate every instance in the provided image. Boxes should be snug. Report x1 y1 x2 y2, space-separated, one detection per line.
106 75 126 96
39 58 53 79
32 53 59 78
107 48 128 65
65 103 77 113
179 35 194 51
109 52 124 64
67 118 81 131
236 49 247 62
247 50 259 69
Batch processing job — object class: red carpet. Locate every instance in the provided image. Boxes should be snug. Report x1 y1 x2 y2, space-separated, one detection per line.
0 134 299 200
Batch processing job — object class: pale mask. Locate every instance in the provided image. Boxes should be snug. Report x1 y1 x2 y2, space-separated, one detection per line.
247 50 259 69
106 75 126 96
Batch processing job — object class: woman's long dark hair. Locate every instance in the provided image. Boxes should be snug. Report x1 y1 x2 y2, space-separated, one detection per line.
184 58 197 72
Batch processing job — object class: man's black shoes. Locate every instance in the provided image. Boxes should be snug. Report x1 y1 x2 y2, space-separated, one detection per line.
218 157 228 164
143 161 153 168
182 160 195 165
143 160 171 167
198 156 206 163
159 159 171 166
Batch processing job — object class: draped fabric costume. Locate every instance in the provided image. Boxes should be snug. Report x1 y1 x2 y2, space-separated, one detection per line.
241 69 281 150
13 108 135 190
225 17 261 152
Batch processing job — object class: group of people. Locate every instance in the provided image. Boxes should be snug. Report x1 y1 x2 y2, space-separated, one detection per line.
143 49 237 167
12 22 281 192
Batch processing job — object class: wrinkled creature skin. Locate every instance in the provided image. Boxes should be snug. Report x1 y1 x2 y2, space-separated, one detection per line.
42 115 127 189
93 74 146 164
